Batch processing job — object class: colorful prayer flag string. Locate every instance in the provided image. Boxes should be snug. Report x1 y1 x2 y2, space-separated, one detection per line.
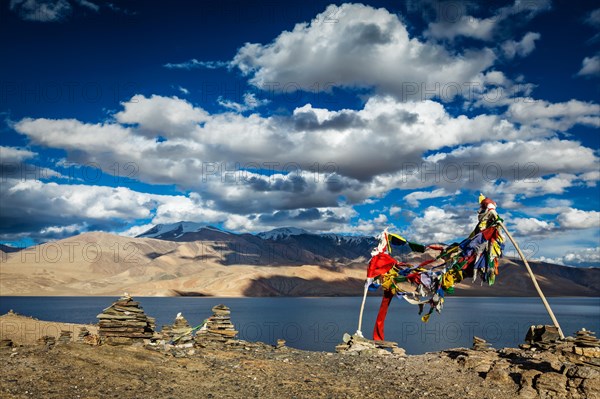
367 195 505 341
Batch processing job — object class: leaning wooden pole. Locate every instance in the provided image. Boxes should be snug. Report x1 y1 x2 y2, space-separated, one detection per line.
356 283 369 337
493 213 565 339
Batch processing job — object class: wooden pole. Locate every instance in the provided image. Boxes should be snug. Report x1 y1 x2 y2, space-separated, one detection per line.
356 282 369 337
494 214 565 339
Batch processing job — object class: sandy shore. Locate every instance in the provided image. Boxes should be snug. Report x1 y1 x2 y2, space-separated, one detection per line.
0 312 98 345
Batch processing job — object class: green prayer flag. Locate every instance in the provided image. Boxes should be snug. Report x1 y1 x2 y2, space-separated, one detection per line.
408 242 426 253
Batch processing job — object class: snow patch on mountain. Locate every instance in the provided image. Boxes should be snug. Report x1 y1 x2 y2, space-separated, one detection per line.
257 227 375 244
320 233 374 245
137 222 227 238
256 227 312 240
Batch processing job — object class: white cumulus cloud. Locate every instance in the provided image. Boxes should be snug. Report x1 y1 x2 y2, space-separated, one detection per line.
218 93 270 112
577 55 600 77
501 32 541 59
0 146 36 163
540 247 600 267
9 0 72 22
403 188 459 207
230 3 496 102
425 0 550 41
510 217 555 236
557 209 600 229
407 205 476 244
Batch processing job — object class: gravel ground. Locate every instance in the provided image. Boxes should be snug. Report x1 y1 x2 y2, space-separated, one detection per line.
0 342 518 399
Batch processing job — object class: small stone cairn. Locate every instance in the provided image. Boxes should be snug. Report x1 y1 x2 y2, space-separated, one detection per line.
58 330 72 345
38 335 56 349
163 313 194 347
517 325 600 364
96 294 156 345
573 328 600 359
336 333 405 356
195 304 238 345
472 336 493 351
521 325 561 350
575 328 599 348
77 327 90 342
76 327 99 345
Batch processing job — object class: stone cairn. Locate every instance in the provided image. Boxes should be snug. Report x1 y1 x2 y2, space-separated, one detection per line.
575 328 599 348
77 327 90 342
77 327 99 345
521 325 561 350
473 336 493 351
38 335 56 349
58 330 72 345
162 313 194 347
97 294 156 345
572 328 600 359
195 304 238 345
336 333 405 356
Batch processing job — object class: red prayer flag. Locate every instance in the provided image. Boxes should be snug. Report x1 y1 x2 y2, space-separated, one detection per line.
367 252 397 278
373 290 394 341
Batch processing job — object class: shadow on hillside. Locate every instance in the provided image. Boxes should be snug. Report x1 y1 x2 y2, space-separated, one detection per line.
242 276 366 297
171 290 212 297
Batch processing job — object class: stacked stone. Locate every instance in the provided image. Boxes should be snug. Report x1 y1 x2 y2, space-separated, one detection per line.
335 333 402 356
571 329 600 360
77 327 90 342
58 330 72 344
522 325 561 350
96 294 155 345
76 327 99 345
161 324 173 340
526 325 560 344
195 304 238 345
148 316 157 331
38 335 56 348
473 336 493 351
574 329 599 348
168 313 194 346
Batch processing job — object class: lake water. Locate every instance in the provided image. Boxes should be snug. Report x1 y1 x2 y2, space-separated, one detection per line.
1 296 598 354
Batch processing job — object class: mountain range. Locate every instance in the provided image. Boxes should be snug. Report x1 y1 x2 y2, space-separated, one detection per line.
0 222 598 297
136 223 378 266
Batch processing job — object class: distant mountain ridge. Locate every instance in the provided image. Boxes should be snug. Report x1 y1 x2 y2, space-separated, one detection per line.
1 227 598 297
135 223 378 265
138 222 373 243
256 227 311 240
0 244 22 254
138 222 229 240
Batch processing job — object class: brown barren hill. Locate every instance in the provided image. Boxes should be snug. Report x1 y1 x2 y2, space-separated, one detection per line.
0 231 598 297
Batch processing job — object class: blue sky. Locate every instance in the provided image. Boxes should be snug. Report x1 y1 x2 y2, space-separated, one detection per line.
1 0 599 266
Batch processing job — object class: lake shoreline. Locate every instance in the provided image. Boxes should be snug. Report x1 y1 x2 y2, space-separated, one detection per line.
1 312 599 399
2 296 598 354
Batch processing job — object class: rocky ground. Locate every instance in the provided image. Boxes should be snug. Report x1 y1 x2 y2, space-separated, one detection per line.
0 342 523 399
1 313 599 399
